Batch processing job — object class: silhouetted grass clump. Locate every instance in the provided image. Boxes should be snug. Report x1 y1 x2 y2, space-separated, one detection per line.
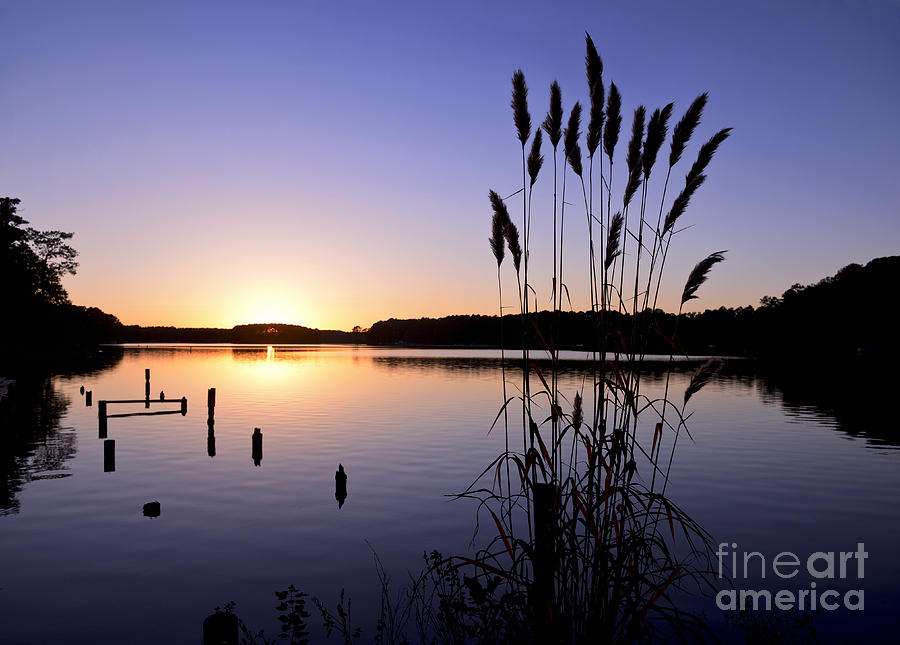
462 32 733 643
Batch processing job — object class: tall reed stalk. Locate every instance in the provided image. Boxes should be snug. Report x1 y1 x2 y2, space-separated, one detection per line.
542 81 563 479
511 70 533 459
490 191 511 498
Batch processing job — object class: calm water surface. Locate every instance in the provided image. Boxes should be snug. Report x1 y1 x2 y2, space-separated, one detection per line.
1 346 898 643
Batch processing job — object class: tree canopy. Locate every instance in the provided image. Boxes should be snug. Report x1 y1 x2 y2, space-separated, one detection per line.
1 197 78 307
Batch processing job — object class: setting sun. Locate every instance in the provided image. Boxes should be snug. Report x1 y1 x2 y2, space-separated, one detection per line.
226 289 310 327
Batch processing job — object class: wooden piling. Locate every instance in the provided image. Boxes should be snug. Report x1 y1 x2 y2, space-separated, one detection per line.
103 439 115 472
85 390 92 406
252 427 262 466
335 464 348 508
98 400 108 438
144 368 150 408
180 396 187 416
207 387 216 423
100 398 183 405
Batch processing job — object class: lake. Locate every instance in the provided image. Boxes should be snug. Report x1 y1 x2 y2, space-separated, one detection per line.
1 345 898 643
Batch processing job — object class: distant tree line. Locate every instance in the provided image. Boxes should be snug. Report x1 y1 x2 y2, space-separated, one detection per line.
364 310 753 355
118 323 362 344
3 196 895 361
367 256 899 359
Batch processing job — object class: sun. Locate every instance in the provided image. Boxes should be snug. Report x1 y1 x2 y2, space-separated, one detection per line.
233 295 298 326
222 285 315 328
251 308 291 324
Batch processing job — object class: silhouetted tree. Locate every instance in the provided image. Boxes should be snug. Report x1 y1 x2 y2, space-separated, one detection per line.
1 197 77 306
27 229 78 304
1 197 40 306
1 197 121 358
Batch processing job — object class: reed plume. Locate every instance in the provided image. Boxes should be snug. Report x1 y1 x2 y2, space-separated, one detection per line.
505 219 523 275
585 32 603 91
488 189 512 230
568 141 584 178
587 81 604 159
642 103 673 178
623 166 642 208
563 102 582 157
684 358 724 405
662 174 706 235
511 70 531 146
686 127 733 185
585 34 604 158
564 103 583 177
626 105 646 174
622 107 645 208
542 81 563 149
603 83 621 163
605 211 623 270
681 250 726 305
528 128 544 186
490 209 506 267
669 92 708 168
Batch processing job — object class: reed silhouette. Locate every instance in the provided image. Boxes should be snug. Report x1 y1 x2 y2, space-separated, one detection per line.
455 32 733 642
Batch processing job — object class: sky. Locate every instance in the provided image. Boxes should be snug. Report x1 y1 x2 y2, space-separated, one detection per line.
2 0 898 330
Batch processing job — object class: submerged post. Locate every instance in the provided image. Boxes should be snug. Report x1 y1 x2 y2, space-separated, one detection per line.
85 390 92 406
207 388 216 457
532 482 559 639
103 439 115 472
207 387 216 423
203 612 238 645
335 464 348 508
144 368 150 408
98 400 108 438
251 427 263 466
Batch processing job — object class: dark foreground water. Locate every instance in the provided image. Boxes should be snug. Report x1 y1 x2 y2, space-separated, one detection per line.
1 346 898 643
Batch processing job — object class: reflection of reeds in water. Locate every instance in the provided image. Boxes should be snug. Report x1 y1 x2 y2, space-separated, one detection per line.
469 32 733 641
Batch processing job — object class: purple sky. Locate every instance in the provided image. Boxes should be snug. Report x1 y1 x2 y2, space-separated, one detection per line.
2 1 898 329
